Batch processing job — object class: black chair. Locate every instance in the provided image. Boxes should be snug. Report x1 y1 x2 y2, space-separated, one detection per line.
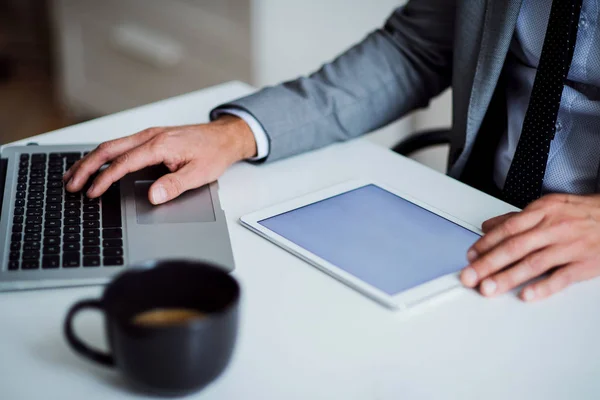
391 128 451 158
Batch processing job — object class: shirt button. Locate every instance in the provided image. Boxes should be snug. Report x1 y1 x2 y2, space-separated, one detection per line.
579 17 588 29
555 121 563 132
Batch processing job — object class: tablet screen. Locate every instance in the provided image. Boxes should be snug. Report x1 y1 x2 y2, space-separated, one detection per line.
258 184 480 295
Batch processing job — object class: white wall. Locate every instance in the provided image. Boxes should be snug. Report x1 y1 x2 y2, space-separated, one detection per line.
251 0 413 148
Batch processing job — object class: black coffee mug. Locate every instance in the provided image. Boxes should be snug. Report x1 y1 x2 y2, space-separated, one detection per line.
64 260 240 397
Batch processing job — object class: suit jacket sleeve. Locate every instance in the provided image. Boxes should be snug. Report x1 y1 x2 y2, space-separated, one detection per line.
213 0 456 162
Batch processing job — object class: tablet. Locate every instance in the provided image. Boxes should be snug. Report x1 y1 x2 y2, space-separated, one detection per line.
240 180 482 310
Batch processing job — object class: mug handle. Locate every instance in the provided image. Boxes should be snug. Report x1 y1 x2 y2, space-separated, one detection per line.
64 299 115 367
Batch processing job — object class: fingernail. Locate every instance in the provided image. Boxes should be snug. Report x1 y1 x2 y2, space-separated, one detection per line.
522 288 535 302
467 249 478 262
481 279 497 296
461 267 478 287
86 184 94 197
151 185 167 204
67 177 75 188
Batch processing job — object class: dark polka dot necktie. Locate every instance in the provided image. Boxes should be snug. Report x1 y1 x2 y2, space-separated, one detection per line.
502 0 583 209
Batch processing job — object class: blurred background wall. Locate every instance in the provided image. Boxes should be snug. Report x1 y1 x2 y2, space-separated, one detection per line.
0 0 450 171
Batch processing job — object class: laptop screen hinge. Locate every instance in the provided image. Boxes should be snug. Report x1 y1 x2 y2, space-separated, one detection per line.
0 158 7 219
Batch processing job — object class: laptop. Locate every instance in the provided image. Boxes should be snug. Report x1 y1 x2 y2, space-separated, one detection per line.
0 144 235 291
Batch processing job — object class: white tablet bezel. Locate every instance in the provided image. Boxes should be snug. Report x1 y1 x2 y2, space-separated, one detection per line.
239 180 482 310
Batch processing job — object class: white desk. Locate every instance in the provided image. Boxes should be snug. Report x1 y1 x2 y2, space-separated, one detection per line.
1 81 599 400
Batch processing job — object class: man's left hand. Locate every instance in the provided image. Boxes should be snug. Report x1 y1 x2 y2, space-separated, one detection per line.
460 193 600 302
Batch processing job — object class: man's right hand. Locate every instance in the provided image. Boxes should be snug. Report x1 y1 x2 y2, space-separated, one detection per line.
63 115 257 205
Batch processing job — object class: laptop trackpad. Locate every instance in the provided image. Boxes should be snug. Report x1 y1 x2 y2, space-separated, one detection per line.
134 181 216 224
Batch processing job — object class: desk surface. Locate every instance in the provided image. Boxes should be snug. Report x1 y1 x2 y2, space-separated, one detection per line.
1 81 599 400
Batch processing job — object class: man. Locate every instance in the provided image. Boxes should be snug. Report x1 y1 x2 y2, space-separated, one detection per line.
64 0 600 302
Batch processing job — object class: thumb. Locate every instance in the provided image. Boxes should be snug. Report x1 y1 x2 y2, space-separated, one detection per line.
148 164 201 205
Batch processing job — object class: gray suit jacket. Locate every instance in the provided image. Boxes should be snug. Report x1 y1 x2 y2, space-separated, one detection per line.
217 0 536 192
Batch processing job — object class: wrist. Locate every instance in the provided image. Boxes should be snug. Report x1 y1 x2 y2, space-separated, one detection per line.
212 115 258 162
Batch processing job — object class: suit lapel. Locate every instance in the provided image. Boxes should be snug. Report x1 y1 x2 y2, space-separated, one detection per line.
465 0 523 148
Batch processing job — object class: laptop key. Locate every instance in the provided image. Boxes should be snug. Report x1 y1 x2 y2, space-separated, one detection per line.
83 204 99 213
104 257 124 266
47 187 62 195
17 175 27 184
15 198 25 207
83 220 99 229
9 251 20 261
43 245 60 255
64 226 80 234
24 242 41 251
65 201 80 209
83 256 101 267
22 260 40 270
20 154 30 161
63 242 80 252
83 237 100 246
42 256 60 269
46 211 61 219
10 241 21 251
103 239 123 248
22 251 40 260
83 247 101 256
47 195 62 203
13 215 23 224
16 191 26 200
103 248 123 257
64 217 81 226
44 228 61 237
44 237 60 246
11 233 22 242
83 212 99 221
102 228 122 239
45 220 61 228
46 203 61 212
12 224 23 233
26 216 42 224
64 209 79 218
25 225 42 234
83 229 100 238
24 233 41 242
63 252 81 268
14 207 24 215
8 261 19 270
47 181 62 188
64 233 80 242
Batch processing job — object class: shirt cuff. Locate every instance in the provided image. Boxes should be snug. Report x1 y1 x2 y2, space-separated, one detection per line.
210 107 270 161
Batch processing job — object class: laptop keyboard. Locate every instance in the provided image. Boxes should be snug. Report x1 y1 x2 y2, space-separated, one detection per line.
7 152 125 271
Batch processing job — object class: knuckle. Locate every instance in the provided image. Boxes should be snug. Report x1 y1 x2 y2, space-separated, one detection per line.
523 253 545 275
501 217 521 236
504 237 524 255
554 269 573 288
97 140 115 156
113 152 131 169
164 175 183 195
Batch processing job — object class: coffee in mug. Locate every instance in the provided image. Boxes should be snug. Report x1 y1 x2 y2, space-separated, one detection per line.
64 260 240 397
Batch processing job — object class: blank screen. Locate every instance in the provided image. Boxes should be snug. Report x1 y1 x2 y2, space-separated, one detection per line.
258 185 480 295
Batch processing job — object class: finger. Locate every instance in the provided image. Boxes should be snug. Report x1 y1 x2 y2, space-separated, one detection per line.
461 223 568 288
63 158 83 182
467 209 545 263
148 163 203 205
87 142 165 198
477 242 581 297
66 129 160 192
521 261 600 302
481 212 518 233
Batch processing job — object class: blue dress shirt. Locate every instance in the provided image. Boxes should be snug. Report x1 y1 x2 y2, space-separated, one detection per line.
494 0 600 194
